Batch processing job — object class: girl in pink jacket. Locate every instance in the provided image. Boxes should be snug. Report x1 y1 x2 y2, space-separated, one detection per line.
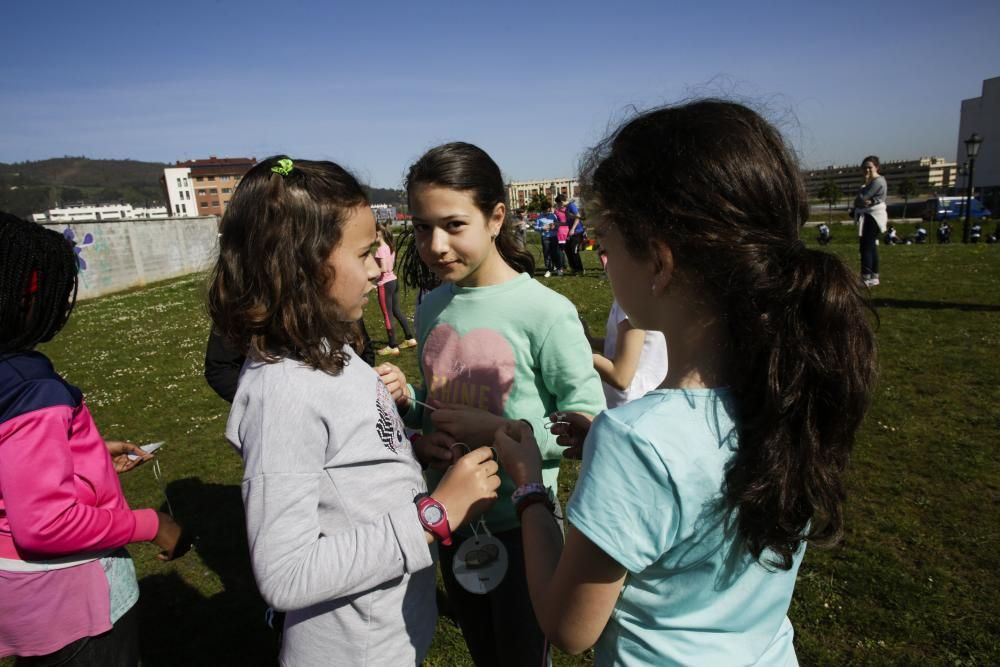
0 213 183 665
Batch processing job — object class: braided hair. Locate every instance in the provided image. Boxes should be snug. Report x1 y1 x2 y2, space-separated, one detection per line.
0 212 79 353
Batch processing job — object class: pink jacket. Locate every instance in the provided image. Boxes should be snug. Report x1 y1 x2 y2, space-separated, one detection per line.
0 353 158 562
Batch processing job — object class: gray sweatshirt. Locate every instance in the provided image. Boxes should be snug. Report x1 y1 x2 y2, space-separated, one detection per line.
853 175 887 210
226 346 436 666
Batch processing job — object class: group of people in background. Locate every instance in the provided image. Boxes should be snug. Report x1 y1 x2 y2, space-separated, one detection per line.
534 195 586 277
2 99 879 667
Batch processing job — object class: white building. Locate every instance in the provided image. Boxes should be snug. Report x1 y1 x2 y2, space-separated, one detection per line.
957 76 1000 209
161 166 198 217
32 203 169 223
507 178 580 210
371 203 397 222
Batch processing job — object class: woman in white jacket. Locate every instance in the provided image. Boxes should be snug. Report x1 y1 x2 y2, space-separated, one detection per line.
852 155 888 287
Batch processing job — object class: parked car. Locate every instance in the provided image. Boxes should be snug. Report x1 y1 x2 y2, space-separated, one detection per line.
922 196 992 221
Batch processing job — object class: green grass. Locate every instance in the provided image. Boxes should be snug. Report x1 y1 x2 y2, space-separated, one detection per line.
6 235 999 666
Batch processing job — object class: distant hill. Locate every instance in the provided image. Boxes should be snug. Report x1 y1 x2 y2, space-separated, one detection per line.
0 157 405 219
0 157 169 219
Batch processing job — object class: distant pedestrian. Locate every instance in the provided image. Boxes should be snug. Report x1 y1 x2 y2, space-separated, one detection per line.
535 204 561 277
565 199 586 274
817 223 832 245
937 221 952 243
971 221 983 243
554 194 569 275
851 156 887 287
374 221 417 356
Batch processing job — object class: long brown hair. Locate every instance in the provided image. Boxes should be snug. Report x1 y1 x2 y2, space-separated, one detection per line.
398 142 534 291
580 100 878 569
207 156 369 375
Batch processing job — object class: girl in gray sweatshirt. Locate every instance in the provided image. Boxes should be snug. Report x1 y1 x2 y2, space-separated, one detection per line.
208 156 501 666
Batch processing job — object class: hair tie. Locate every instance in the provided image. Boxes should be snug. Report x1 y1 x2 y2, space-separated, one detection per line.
271 158 294 177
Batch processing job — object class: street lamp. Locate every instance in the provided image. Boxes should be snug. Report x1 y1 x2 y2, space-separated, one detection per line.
962 132 983 243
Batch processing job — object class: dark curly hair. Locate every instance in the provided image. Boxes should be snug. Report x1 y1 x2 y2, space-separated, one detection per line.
580 100 878 569
207 156 369 375
0 212 79 353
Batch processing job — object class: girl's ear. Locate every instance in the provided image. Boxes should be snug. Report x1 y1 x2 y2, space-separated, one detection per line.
489 202 506 237
650 239 675 296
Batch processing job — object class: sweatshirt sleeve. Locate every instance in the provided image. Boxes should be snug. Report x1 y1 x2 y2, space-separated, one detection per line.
871 177 887 204
238 379 434 612
536 304 607 457
0 406 158 558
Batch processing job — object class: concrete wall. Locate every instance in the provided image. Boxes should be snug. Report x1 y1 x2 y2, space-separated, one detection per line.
41 216 219 300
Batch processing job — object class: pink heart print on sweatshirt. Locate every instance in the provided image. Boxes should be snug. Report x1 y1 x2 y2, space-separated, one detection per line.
422 323 516 414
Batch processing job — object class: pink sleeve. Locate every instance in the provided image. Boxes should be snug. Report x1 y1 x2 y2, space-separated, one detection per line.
375 243 390 260
0 407 158 558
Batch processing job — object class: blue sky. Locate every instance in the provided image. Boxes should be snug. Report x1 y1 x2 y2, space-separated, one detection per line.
2 0 998 188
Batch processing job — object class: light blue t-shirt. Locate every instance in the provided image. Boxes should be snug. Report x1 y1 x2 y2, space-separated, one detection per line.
567 389 803 666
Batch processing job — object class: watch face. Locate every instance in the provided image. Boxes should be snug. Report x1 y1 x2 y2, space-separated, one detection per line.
423 505 443 524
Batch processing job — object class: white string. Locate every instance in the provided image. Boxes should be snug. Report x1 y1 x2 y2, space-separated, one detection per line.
151 459 175 518
410 398 437 412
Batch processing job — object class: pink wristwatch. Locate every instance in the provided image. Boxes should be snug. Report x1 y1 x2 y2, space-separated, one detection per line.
415 493 452 546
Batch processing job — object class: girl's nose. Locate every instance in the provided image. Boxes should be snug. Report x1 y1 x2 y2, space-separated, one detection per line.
428 227 449 255
365 253 380 280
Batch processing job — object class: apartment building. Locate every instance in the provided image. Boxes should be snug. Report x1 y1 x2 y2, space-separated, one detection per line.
172 156 257 217
803 157 957 198
957 76 999 211
161 166 197 217
507 178 580 210
32 203 168 223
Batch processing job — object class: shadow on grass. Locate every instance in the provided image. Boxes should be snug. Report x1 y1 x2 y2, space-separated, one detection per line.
138 478 279 666
871 298 1000 312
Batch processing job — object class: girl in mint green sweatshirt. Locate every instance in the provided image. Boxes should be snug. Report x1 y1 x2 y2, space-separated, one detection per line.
377 142 605 666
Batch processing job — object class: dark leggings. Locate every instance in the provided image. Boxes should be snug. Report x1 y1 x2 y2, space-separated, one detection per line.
859 214 880 277
566 234 585 273
439 528 550 667
17 604 139 667
377 279 413 347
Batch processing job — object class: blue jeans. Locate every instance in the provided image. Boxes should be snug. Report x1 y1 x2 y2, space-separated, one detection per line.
542 236 562 272
859 215 880 277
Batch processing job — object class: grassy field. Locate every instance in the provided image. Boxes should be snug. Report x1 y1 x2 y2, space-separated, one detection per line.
7 233 998 666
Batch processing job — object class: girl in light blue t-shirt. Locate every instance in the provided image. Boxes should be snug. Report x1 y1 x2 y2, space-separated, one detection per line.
495 101 877 666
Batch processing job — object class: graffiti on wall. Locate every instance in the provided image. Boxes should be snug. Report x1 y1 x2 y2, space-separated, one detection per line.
63 228 94 270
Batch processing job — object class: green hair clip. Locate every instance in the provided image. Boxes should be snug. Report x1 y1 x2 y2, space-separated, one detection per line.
271 158 294 176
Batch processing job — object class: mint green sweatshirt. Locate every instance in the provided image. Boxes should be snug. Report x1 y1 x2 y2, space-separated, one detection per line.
405 273 606 533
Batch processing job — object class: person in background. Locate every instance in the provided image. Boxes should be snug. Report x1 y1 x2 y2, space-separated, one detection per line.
584 298 667 409
970 221 983 243
374 221 418 356
565 199 586 274
851 155 887 287
534 203 561 278
817 222 832 245
204 321 375 403
937 221 952 244
554 195 570 275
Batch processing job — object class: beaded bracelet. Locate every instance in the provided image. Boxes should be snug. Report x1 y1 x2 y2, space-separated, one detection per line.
516 494 555 521
511 482 547 506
